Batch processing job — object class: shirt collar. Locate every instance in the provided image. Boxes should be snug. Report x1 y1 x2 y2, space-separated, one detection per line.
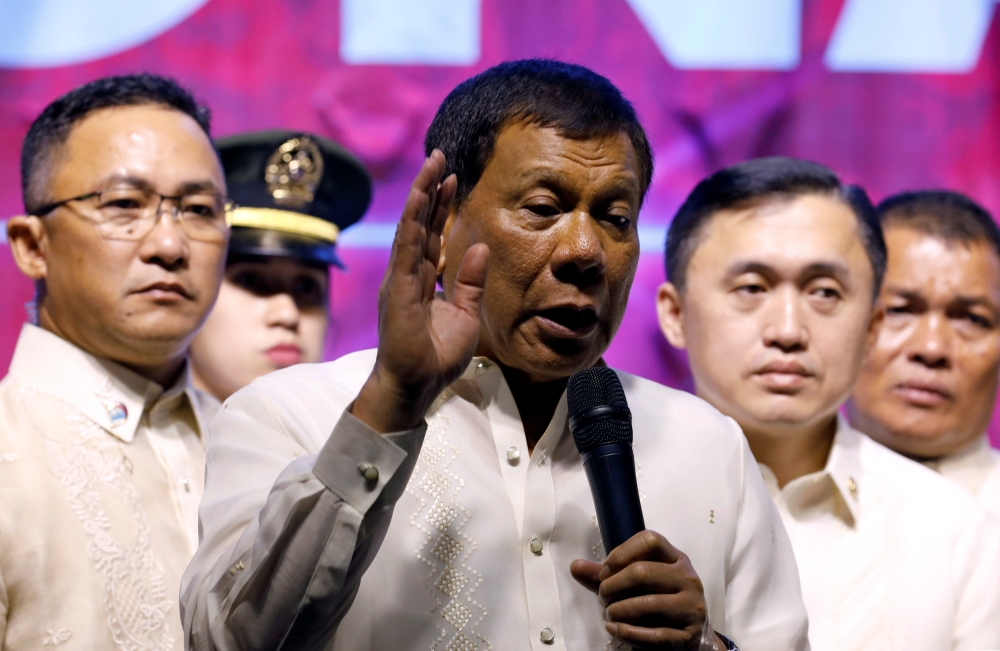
760 414 862 525
7 323 194 443
456 355 570 447
923 434 992 473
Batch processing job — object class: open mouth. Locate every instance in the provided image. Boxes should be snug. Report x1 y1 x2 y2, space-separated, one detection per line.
535 307 599 336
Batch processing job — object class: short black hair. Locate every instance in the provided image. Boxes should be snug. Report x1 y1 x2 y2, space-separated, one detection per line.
20 73 212 214
665 156 886 297
424 59 653 205
877 190 1000 262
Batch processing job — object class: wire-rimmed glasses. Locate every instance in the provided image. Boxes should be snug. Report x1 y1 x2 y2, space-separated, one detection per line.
32 186 234 243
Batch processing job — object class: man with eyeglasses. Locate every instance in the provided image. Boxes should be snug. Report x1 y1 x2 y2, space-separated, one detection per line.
0 74 229 650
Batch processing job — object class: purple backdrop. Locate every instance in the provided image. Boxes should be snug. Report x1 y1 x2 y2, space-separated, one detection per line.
2 0 1000 444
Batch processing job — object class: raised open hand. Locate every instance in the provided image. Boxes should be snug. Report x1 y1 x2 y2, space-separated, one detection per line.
352 150 489 433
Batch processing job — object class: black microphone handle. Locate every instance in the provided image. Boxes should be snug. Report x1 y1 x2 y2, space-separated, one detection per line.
581 442 646 553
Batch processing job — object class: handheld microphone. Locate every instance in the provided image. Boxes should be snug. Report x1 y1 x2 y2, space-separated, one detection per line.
568 367 645 554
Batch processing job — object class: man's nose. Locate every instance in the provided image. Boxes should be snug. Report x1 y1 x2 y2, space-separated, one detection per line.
908 313 951 369
265 292 301 331
762 287 809 352
551 212 607 286
138 209 189 270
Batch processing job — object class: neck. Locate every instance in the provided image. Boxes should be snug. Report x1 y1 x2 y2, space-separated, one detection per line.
38 308 186 389
498 363 568 453
743 415 838 489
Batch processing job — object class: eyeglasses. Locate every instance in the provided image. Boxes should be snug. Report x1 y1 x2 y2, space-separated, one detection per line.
32 186 235 243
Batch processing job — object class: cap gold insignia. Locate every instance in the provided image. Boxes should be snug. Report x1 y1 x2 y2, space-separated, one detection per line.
265 136 324 209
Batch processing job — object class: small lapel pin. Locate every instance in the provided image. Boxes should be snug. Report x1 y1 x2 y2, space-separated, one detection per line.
107 402 128 428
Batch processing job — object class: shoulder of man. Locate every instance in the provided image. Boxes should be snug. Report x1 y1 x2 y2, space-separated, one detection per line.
614 369 746 450
858 430 997 527
215 349 378 451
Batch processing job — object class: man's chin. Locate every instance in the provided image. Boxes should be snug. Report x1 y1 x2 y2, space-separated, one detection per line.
502 344 604 383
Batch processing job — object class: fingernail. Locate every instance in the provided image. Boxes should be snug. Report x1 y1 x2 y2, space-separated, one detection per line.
605 622 618 637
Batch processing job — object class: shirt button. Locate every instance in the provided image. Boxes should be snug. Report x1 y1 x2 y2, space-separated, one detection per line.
358 463 379 483
540 627 555 644
529 537 543 554
506 446 520 464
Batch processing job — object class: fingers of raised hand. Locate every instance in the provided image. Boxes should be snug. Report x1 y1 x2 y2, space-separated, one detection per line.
603 530 682 579
450 243 489 317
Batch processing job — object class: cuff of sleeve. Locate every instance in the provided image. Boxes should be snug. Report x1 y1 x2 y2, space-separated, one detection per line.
314 408 426 513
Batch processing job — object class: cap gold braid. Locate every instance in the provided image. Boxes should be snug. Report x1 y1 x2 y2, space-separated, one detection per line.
229 207 339 243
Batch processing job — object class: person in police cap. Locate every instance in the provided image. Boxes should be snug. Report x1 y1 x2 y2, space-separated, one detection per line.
190 130 371 402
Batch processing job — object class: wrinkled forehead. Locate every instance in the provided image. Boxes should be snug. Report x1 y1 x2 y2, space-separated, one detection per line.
52 104 223 193
883 225 1000 298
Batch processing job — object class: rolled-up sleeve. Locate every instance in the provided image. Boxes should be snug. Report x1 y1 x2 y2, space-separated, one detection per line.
181 371 425 651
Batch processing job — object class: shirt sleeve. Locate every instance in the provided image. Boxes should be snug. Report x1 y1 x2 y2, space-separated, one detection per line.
720 418 811 651
180 380 426 651
952 508 1000 650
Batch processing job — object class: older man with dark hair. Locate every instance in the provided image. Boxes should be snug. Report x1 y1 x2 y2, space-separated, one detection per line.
182 60 808 651
849 190 1000 517
1 74 229 649
658 158 1000 651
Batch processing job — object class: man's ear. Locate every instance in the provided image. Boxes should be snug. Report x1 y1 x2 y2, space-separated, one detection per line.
7 215 49 280
656 281 687 349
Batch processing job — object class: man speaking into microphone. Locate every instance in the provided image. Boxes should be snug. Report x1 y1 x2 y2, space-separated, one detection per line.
182 60 808 651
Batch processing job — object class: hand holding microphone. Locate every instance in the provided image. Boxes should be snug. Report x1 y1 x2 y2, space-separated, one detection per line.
568 368 724 651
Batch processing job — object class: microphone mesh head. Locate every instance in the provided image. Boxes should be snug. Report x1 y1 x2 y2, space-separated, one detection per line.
567 367 632 454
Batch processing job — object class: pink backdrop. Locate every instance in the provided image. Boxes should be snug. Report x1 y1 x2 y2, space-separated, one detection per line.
2 0 1000 445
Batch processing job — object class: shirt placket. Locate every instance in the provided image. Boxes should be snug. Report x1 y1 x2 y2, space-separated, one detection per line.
483 367 568 651
145 391 202 552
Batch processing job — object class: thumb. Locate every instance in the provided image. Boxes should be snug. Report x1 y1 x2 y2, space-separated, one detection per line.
570 559 604 595
451 243 489 317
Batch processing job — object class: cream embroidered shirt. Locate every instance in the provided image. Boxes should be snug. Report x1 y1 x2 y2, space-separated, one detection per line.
923 435 1000 519
760 417 1000 651
182 349 810 651
0 324 219 650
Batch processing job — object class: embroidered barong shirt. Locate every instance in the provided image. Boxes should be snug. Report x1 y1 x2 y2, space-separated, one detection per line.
760 418 1000 651
182 349 810 651
0 324 218 650
923 435 1000 519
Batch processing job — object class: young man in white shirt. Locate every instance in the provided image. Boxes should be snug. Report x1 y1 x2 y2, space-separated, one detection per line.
657 158 1000 651
182 60 809 651
0 75 230 649
848 190 1000 517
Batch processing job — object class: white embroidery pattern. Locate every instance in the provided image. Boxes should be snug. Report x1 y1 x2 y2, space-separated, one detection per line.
406 410 491 651
42 628 72 645
0 452 17 463
21 385 175 651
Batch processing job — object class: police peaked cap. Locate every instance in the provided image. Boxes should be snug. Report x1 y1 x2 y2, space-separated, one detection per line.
217 129 372 267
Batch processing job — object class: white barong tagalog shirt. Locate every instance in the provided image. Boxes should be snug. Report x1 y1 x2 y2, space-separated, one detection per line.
760 417 1000 651
182 349 810 651
923 435 1000 519
0 324 218 650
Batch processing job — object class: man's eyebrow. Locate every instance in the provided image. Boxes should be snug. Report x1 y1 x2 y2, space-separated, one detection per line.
513 166 641 196
96 175 222 195
725 260 852 281
883 287 995 309
176 180 223 195
98 174 154 190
